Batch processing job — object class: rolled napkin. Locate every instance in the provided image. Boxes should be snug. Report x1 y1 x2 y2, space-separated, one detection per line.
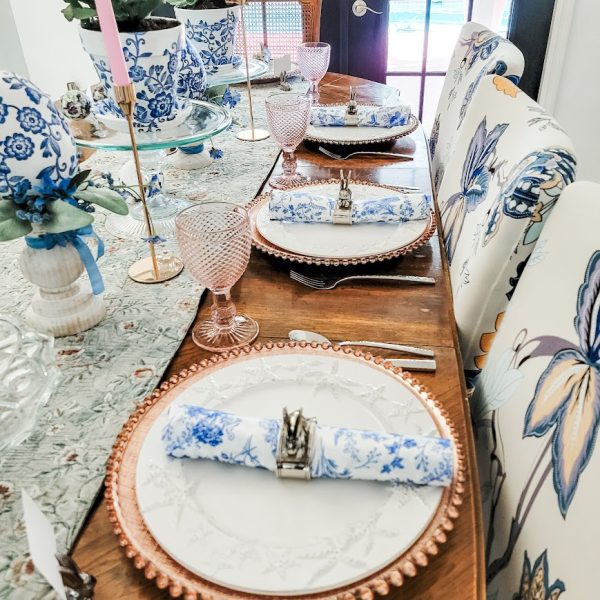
310 105 411 128
162 405 454 486
269 189 432 224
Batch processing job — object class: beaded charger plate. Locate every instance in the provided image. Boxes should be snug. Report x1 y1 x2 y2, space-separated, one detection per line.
247 180 436 266
305 112 419 146
106 344 465 600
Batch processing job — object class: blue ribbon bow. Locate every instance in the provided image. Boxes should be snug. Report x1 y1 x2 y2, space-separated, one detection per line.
25 226 106 295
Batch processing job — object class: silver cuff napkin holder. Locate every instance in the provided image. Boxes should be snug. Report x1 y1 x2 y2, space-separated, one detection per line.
276 408 316 479
332 170 353 225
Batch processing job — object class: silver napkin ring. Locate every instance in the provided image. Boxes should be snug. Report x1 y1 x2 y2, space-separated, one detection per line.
344 86 359 126
276 408 315 479
332 169 353 225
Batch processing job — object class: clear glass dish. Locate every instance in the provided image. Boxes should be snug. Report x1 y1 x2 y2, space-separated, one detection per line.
0 316 59 452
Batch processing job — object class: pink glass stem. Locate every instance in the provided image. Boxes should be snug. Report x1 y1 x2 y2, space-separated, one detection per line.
308 81 320 105
95 0 130 86
282 152 297 176
211 290 236 329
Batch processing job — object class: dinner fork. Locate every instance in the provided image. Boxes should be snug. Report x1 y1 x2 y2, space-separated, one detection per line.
289 270 435 289
318 146 415 163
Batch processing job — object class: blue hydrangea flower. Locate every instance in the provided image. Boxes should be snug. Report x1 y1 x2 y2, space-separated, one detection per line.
3 133 35 160
221 87 240 109
209 147 223 160
16 107 45 134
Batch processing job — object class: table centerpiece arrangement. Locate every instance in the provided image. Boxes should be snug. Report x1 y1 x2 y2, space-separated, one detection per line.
0 70 128 336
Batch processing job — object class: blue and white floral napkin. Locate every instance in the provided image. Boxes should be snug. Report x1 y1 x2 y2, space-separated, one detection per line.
310 105 411 128
269 190 432 224
162 405 454 486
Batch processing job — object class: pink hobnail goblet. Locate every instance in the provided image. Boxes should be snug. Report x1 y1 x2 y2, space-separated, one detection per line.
265 93 311 189
297 42 331 105
175 202 259 352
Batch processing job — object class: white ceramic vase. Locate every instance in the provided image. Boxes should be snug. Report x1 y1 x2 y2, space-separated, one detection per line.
79 19 184 133
175 6 241 76
19 240 105 337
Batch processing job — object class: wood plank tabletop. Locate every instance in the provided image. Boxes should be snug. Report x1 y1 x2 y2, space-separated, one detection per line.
72 73 485 599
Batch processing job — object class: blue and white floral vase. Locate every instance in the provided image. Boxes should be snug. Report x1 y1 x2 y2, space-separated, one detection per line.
79 19 184 133
0 71 78 198
175 6 242 76
177 38 208 100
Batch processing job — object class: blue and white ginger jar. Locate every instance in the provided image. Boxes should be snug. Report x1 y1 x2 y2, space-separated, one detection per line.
79 19 184 133
0 71 77 199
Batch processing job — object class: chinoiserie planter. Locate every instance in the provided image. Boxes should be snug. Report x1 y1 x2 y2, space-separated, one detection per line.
19 237 105 337
178 38 208 100
0 71 78 196
79 18 184 133
175 6 241 76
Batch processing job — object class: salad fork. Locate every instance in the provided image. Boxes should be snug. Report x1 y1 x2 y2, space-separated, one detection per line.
290 270 435 290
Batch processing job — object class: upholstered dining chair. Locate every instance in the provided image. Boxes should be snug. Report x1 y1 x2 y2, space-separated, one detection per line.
430 21 524 191
235 0 322 65
471 181 600 598
436 74 576 384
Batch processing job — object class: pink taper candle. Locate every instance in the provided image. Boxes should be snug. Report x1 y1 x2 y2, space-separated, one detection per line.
95 0 130 86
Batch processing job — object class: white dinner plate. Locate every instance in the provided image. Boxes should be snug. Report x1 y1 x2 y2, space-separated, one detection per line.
136 351 447 595
255 182 431 259
305 113 419 145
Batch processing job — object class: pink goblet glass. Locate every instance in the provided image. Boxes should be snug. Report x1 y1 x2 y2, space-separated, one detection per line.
175 202 259 352
265 93 311 189
297 42 331 105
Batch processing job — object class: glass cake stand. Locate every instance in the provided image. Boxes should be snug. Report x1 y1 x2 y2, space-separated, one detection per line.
206 58 269 86
73 99 232 239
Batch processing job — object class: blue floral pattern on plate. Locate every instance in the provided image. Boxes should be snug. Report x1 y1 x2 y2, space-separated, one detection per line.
310 105 411 128
269 190 432 224
162 405 454 486
0 71 77 198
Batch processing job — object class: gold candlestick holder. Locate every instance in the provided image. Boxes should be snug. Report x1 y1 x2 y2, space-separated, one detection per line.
114 84 183 283
235 0 270 142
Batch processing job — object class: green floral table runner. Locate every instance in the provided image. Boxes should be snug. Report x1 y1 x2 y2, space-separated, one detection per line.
0 82 287 598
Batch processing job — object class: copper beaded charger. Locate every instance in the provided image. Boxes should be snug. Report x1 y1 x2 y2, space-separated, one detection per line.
247 180 437 267
105 343 465 600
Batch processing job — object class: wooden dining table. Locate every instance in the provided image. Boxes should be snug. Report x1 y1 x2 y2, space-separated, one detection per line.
72 73 484 599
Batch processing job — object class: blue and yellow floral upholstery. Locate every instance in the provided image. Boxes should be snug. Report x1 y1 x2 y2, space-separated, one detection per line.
430 21 524 191
472 181 600 598
437 75 576 380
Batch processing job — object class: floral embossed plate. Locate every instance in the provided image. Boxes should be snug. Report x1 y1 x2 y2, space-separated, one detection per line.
106 344 464 599
250 181 436 263
305 112 419 146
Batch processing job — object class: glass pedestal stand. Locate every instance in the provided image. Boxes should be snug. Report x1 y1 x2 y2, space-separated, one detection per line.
73 99 232 240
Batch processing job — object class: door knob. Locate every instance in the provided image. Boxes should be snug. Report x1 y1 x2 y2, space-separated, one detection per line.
352 0 383 17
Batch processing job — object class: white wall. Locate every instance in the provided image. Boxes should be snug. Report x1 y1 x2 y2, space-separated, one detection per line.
1 0 96 97
539 0 600 183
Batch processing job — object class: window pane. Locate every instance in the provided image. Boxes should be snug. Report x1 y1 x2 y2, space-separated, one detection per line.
422 75 445 132
386 75 421 117
387 1 426 72
426 0 468 72
471 0 514 36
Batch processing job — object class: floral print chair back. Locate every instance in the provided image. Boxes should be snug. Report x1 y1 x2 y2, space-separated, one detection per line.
437 75 576 385
429 22 524 192
471 181 600 599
